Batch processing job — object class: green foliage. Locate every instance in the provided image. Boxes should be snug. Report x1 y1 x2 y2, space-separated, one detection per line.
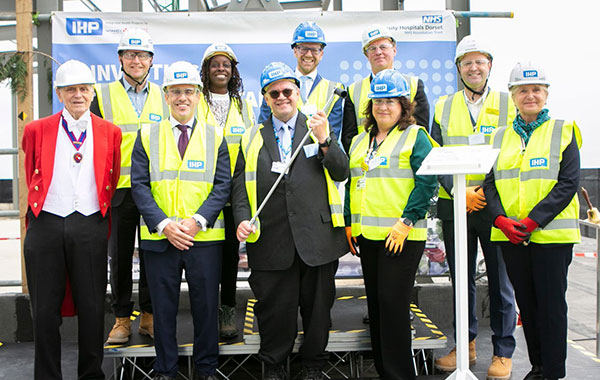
0 52 29 102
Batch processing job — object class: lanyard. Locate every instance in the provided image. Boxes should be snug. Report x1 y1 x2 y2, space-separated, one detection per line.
61 115 86 151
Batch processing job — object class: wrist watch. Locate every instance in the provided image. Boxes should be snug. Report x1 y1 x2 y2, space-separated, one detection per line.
319 136 332 148
400 217 413 227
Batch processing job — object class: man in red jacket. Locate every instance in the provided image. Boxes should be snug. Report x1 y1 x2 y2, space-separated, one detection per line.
22 59 122 380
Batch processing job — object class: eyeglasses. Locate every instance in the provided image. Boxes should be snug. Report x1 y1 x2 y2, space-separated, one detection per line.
459 59 489 68
209 61 232 70
121 51 153 61
268 88 294 99
167 88 198 97
373 98 400 107
366 43 394 54
296 46 323 55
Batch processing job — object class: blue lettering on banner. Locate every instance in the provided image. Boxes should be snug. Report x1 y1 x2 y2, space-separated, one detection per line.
422 15 443 24
230 126 245 135
374 84 387 92
174 72 188 79
530 157 548 168
66 18 103 36
149 113 162 122
187 160 205 169
480 125 494 134
523 70 538 78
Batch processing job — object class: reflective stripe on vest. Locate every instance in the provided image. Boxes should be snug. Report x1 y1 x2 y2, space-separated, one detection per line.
139 120 224 242
490 119 582 244
436 90 516 199
97 80 168 189
240 122 344 243
348 125 432 241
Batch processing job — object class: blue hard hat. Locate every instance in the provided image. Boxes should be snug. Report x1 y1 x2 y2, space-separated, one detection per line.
368 69 410 99
260 62 300 94
291 21 327 47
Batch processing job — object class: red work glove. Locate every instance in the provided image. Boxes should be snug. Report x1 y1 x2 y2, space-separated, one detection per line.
345 226 359 256
385 219 412 256
494 215 528 245
519 217 539 233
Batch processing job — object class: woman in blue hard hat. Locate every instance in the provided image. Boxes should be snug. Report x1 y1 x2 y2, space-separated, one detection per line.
199 43 255 340
483 62 582 380
344 69 438 380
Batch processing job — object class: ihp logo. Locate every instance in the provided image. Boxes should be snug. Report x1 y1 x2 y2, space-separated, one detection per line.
523 70 538 78
268 69 283 78
422 15 443 24
368 29 381 38
174 72 188 79
374 84 387 92
128 38 142 46
149 113 162 122
480 125 494 134
305 31 318 38
187 160 205 170
229 126 245 135
66 18 103 36
530 157 548 168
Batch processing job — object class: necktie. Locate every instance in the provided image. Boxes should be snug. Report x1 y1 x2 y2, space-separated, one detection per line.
176 124 189 158
300 75 310 102
281 124 292 162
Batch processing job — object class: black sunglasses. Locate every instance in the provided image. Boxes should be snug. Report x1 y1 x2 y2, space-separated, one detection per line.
268 88 294 99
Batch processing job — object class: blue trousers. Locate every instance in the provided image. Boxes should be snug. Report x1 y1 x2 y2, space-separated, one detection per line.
442 211 517 358
144 243 222 378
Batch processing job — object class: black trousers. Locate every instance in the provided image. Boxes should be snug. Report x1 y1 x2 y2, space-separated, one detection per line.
221 206 240 307
359 238 424 380
108 189 151 317
500 242 573 379
442 210 516 357
249 255 338 369
24 211 109 380
144 243 222 378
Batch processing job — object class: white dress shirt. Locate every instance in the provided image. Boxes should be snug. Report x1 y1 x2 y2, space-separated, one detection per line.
463 86 490 130
295 68 317 100
43 109 100 217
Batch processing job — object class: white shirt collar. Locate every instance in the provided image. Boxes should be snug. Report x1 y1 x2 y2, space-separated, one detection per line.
62 108 91 132
463 86 490 106
170 116 195 129
295 68 317 81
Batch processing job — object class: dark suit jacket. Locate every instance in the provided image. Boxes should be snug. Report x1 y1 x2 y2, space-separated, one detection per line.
130 123 232 252
22 111 122 218
232 112 349 271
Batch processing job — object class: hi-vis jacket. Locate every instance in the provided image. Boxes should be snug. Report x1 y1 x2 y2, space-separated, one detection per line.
138 120 225 242
198 95 254 175
434 90 516 199
96 80 167 189
490 119 582 244
348 125 438 241
348 74 418 133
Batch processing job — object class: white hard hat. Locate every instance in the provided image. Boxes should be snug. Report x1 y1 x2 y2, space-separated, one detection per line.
163 61 202 88
455 35 493 63
118 28 154 54
54 60 95 88
361 24 396 52
202 43 238 65
508 62 550 89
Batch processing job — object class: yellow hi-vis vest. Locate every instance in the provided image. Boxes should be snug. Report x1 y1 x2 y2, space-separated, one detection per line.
490 119 582 244
138 120 225 242
96 80 168 189
239 122 345 243
297 78 344 117
348 125 438 241
348 74 418 133
197 96 254 175
434 90 516 199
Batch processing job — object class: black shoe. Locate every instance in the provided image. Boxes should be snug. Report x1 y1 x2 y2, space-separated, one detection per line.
523 365 543 380
301 367 324 380
194 372 218 380
154 374 175 380
264 363 288 380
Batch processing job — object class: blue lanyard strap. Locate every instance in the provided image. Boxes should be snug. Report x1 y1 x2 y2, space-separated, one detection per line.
273 124 294 159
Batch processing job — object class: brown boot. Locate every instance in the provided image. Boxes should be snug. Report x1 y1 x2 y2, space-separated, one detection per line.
487 356 512 380
106 317 131 344
138 312 154 339
434 339 477 372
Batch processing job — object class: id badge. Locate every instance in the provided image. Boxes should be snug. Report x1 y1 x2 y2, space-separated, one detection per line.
271 161 288 174
357 177 366 190
303 143 319 158
468 133 485 146
369 156 385 170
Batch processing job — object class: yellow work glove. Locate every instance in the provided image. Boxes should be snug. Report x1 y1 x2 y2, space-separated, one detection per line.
466 186 486 213
385 219 413 256
345 226 359 256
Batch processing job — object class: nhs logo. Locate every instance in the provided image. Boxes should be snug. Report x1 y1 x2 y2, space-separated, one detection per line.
523 70 538 78
174 72 188 79
187 160 205 170
66 18 103 36
422 15 443 24
374 84 387 92
230 126 245 135
530 157 548 168
480 125 494 134
148 113 162 122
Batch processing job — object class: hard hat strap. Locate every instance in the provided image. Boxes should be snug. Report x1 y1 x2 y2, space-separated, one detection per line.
461 77 488 101
121 64 151 91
